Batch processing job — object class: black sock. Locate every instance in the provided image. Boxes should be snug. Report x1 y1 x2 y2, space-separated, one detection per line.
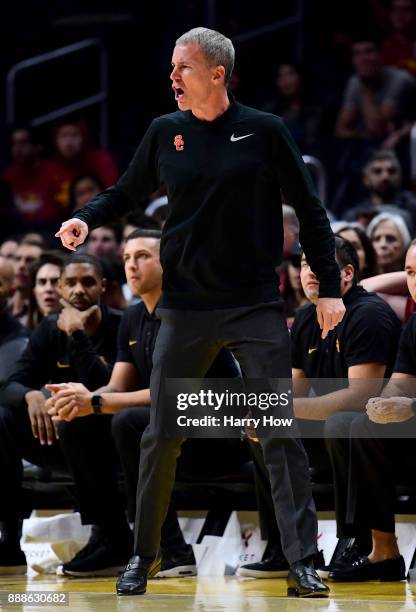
354 533 372 556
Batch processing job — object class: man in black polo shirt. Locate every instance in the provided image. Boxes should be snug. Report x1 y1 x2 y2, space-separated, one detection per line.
327 239 416 582
0 253 125 575
0 256 29 385
238 236 401 578
48 229 242 578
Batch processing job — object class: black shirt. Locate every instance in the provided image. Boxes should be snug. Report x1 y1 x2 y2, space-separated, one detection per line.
117 302 238 387
394 314 416 375
0 313 30 385
291 285 401 380
73 99 340 309
0 306 122 407
0 313 28 346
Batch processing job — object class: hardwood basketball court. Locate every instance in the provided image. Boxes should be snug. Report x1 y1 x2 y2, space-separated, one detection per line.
0 574 415 610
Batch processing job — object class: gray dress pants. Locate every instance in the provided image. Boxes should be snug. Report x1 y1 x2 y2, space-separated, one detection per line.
133 301 317 564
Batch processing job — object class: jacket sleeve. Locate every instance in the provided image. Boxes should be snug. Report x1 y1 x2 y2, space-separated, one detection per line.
69 331 114 389
72 120 161 230
0 321 52 407
271 117 340 298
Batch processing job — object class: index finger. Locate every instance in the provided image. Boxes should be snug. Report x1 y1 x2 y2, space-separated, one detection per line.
45 383 69 393
316 307 324 331
320 312 331 340
44 415 54 446
55 221 79 237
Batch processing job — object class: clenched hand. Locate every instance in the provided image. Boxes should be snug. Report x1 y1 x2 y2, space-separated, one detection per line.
55 219 88 251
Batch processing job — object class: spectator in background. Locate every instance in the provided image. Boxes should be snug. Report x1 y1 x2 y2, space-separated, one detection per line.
0 257 29 386
22 233 47 249
1 127 59 231
360 268 413 322
367 211 411 273
282 204 300 258
280 251 308 325
122 210 161 247
381 0 416 78
85 224 122 260
335 37 415 147
9 239 43 325
50 119 118 212
333 222 379 279
100 259 127 311
278 205 301 308
261 62 323 150
344 150 416 229
70 175 103 213
27 252 63 330
0 236 20 262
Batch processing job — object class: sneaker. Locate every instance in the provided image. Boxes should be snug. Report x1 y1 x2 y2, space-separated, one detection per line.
155 546 197 578
328 554 406 582
0 541 26 575
236 547 289 578
60 526 132 577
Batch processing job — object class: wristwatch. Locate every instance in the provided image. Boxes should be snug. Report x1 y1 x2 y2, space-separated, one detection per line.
91 395 103 414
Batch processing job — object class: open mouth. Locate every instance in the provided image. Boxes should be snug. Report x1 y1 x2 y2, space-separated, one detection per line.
43 297 57 306
174 87 185 101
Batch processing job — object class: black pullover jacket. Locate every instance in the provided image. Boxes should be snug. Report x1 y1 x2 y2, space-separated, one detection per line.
73 99 340 309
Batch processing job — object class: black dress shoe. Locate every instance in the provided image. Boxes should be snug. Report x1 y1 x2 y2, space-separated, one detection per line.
116 555 161 596
328 555 406 582
287 561 330 598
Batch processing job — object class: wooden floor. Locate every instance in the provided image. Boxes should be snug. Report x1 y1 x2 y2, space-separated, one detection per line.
1 574 416 611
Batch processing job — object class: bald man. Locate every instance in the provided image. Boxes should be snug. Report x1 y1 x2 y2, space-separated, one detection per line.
0 257 29 384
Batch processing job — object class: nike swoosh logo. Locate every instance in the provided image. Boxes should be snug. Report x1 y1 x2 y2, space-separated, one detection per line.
129 340 137 346
308 347 318 355
230 133 254 142
56 361 70 368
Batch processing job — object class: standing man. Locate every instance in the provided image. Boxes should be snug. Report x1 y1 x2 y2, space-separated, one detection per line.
55 27 345 597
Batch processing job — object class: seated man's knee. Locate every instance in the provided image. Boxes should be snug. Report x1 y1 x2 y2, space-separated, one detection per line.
324 411 359 439
0 404 16 427
349 412 373 438
111 406 150 442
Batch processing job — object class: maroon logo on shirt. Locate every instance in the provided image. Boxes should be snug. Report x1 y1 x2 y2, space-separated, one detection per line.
174 135 185 151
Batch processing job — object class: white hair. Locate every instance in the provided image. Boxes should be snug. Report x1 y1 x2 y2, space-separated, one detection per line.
331 221 364 234
366 212 412 248
176 27 235 85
